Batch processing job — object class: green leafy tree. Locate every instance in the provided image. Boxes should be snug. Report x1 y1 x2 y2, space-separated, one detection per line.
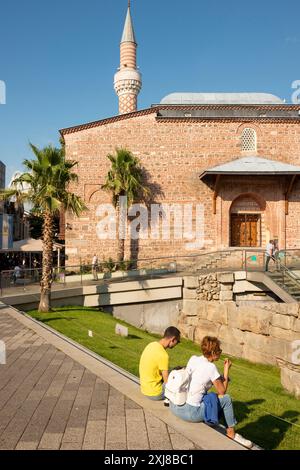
0 143 86 312
102 148 149 262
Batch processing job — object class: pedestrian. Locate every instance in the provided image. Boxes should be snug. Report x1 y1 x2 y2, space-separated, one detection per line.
92 254 99 280
169 336 253 448
139 326 181 402
273 240 280 270
265 239 274 272
13 265 22 284
33 258 40 282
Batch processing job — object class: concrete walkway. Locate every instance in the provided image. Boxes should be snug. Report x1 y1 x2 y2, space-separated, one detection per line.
0 305 244 451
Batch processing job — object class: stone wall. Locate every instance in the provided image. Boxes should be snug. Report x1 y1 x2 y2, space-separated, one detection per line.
184 271 273 303
179 275 300 398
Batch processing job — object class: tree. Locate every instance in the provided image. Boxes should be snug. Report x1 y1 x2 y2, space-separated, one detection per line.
0 143 86 312
27 211 60 240
102 148 149 262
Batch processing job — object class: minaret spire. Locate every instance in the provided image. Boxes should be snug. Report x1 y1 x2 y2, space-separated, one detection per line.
114 1 142 115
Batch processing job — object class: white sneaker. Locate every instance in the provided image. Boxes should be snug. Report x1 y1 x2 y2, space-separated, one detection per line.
233 433 253 449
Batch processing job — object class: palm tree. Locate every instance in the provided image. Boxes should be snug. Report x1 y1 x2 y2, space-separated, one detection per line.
102 148 149 262
0 143 86 313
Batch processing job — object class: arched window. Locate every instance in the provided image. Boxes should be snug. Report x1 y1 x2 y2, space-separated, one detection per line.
241 128 257 152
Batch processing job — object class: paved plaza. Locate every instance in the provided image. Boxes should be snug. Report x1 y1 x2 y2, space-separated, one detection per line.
0 304 244 451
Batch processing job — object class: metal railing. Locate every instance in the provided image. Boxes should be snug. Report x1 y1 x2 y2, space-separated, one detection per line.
0 250 245 296
244 249 300 298
1 247 300 298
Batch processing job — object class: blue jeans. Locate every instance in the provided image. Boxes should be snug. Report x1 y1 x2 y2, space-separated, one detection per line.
170 394 237 428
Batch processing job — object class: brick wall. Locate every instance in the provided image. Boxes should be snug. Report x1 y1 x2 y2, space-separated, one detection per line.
63 114 300 265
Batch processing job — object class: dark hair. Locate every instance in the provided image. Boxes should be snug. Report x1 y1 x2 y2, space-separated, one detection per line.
163 326 180 340
201 336 222 358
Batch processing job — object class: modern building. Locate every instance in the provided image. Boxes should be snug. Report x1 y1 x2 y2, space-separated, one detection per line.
0 169 30 253
60 3 300 266
0 161 5 189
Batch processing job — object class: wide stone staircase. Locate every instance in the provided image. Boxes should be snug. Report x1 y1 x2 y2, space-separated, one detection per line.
182 250 244 273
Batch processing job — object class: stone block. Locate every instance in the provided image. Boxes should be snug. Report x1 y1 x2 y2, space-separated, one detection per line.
280 366 300 398
276 303 299 317
220 284 233 291
268 337 292 362
186 315 200 326
219 291 233 301
243 331 270 352
217 273 234 283
219 341 244 358
228 306 271 335
234 271 247 281
233 280 262 294
270 326 300 343
272 314 293 330
293 319 300 333
242 345 275 365
177 322 190 339
182 299 198 316
194 320 221 342
197 302 208 319
218 325 246 346
184 277 199 289
186 326 196 342
218 325 246 357
206 303 228 325
183 288 197 300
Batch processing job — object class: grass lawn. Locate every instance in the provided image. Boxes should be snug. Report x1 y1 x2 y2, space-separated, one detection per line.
28 306 300 450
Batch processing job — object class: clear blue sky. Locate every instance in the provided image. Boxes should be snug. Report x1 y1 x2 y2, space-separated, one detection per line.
0 0 299 183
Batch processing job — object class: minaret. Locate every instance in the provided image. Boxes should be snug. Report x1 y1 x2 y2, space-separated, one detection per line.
114 1 142 114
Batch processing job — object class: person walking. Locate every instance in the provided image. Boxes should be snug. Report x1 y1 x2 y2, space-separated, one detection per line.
273 240 280 270
92 254 99 280
139 326 181 401
13 265 22 284
265 239 274 272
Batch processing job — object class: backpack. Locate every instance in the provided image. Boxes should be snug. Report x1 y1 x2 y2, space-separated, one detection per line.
165 368 190 405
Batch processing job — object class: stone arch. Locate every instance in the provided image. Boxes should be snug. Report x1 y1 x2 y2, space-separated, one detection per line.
235 122 262 137
229 193 268 247
84 184 109 204
230 192 266 213
88 190 103 204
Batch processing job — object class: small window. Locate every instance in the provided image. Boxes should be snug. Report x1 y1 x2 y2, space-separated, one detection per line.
241 128 257 152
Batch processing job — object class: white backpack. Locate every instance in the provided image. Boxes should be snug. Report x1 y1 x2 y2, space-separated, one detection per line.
165 368 190 405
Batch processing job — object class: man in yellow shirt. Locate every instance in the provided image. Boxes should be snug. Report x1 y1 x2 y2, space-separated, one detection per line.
139 326 181 400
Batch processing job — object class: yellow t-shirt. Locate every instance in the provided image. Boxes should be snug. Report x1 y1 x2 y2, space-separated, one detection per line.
139 341 169 396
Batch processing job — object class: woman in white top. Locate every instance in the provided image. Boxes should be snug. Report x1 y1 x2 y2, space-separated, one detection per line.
170 336 253 448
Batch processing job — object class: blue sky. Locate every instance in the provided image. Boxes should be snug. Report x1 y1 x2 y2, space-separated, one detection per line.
0 0 299 183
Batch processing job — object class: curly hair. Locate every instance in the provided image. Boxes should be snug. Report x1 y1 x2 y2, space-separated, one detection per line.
201 336 222 358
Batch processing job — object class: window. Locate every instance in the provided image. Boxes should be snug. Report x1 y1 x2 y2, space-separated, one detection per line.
241 128 257 152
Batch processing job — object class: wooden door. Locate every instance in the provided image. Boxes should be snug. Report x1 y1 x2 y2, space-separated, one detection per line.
248 215 259 247
231 214 260 247
231 215 244 247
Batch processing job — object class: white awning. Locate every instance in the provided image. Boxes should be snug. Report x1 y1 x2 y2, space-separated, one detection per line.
11 239 64 252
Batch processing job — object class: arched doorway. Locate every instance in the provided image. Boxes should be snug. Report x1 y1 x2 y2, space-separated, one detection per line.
230 195 264 247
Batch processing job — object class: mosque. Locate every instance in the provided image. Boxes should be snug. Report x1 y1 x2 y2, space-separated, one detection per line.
60 2 300 266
